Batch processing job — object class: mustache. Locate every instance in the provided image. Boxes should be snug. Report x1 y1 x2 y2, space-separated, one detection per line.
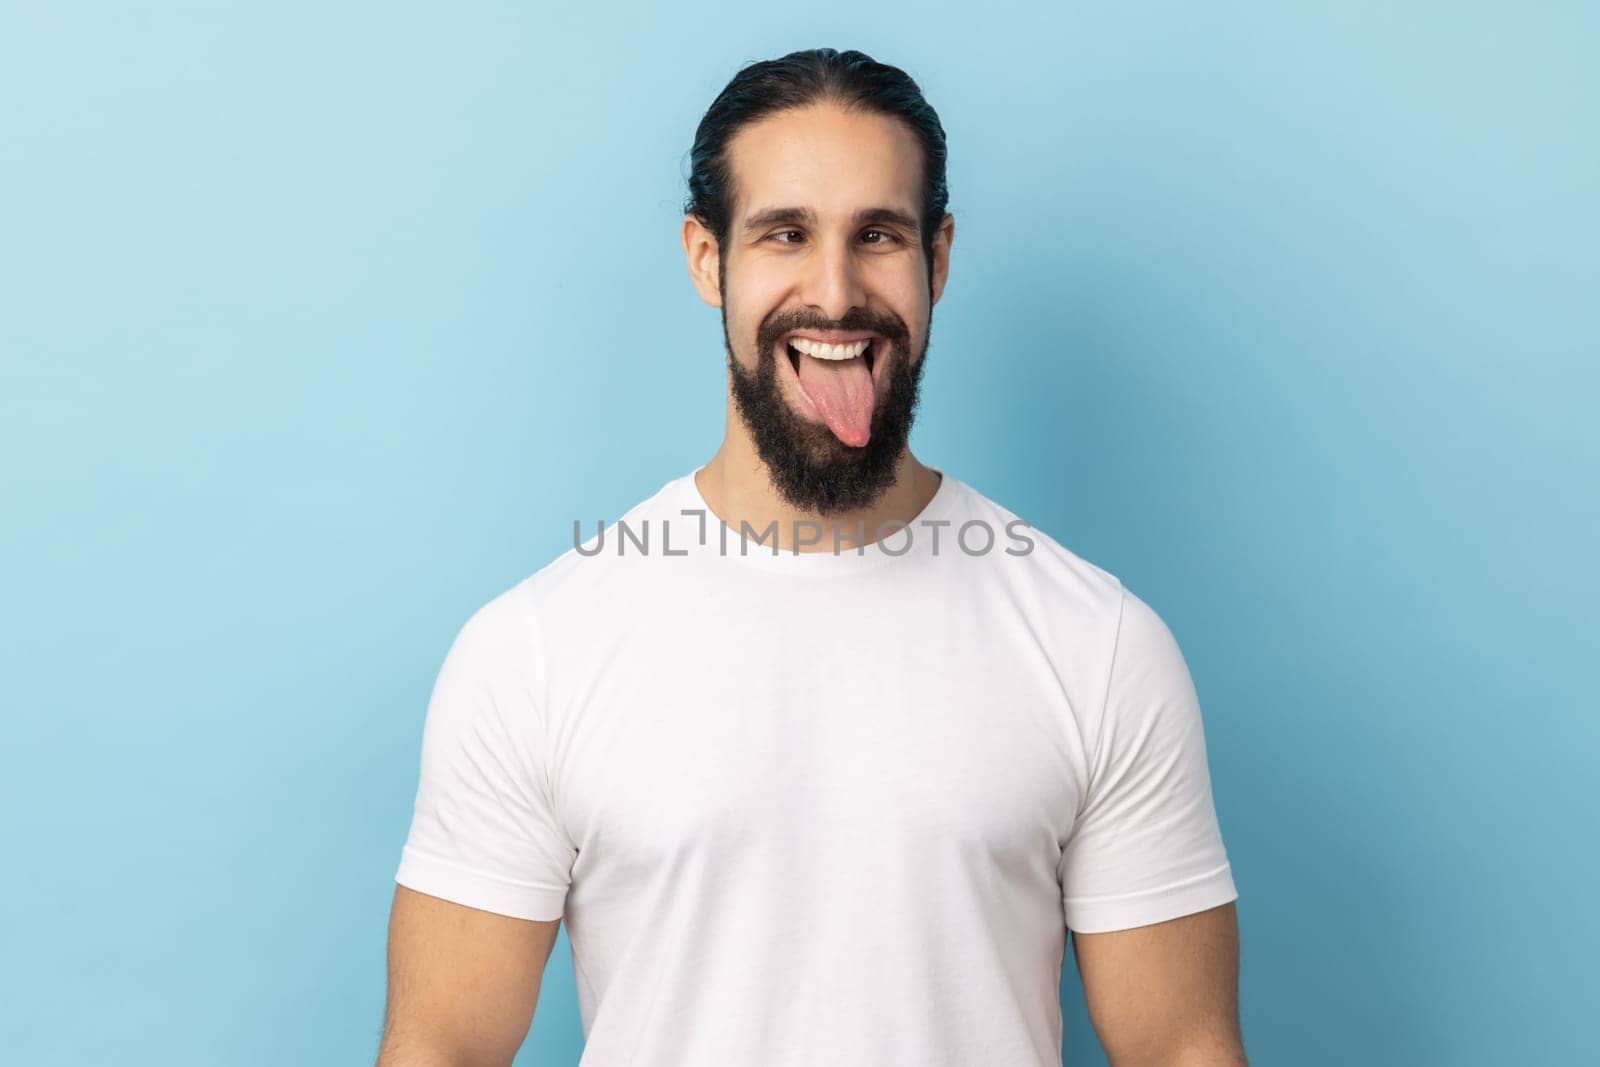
756 308 910 353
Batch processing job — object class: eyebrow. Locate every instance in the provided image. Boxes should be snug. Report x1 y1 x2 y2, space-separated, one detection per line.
742 206 921 236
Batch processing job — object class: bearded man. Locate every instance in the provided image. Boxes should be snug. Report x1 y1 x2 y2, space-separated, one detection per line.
381 47 1246 1067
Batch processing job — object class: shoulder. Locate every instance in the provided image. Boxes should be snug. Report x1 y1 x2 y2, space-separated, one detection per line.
448 472 690 656
947 475 1199 698
949 474 1128 628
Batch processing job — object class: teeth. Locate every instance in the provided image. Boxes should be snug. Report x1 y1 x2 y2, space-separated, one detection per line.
789 337 871 360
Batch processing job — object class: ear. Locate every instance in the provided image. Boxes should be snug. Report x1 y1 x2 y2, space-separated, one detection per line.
929 213 955 307
682 215 723 308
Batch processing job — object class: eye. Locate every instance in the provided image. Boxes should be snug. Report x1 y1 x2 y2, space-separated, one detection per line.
768 229 805 244
861 229 900 245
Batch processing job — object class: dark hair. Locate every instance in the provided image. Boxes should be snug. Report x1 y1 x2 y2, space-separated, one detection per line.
685 48 950 282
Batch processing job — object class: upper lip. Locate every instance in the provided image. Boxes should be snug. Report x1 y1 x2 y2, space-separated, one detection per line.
783 330 879 345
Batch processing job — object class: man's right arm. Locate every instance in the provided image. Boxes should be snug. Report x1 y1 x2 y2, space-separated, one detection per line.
376 885 563 1067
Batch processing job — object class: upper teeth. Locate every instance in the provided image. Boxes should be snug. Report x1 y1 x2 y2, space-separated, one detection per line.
789 337 871 360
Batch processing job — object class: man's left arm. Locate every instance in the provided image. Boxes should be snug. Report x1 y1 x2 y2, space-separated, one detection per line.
1057 586 1246 1064
1071 901 1246 1066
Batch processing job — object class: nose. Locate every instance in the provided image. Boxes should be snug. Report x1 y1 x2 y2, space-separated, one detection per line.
800 234 867 323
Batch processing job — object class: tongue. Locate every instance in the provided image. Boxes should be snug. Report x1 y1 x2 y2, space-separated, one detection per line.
795 353 875 447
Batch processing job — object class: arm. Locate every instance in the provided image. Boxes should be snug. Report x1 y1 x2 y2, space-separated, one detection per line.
1059 587 1244 1062
381 588 577 1063
376 885 563 1066
1071 901 1245 1067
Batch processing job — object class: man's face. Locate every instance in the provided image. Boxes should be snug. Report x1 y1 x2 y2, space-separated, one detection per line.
693 103 951 515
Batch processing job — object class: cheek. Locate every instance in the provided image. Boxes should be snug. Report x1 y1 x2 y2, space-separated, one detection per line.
725 264 792 338
749 276 795 316
874 268 929 337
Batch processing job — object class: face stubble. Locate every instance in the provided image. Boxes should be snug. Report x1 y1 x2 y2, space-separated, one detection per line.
718 258 932 517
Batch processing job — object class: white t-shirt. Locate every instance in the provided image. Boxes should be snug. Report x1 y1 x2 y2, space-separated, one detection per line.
396 466 1238 1066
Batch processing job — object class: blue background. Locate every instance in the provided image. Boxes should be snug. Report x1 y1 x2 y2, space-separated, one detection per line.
3 3 1594 1064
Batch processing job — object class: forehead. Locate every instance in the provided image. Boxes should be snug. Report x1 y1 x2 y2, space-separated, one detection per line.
724 103 923 225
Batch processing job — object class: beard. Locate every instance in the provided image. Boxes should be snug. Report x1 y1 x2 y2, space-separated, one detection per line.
721 284 931 517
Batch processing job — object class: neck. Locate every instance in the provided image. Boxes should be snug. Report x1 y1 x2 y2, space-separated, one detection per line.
695 389 940 553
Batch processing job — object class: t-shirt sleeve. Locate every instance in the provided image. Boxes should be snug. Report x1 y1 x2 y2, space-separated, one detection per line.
1058 586 1238 934
394 588 576 922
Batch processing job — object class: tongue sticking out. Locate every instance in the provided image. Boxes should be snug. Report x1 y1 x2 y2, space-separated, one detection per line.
794 349 875 447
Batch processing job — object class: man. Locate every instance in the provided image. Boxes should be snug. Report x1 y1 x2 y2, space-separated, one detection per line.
379 47 1246 1067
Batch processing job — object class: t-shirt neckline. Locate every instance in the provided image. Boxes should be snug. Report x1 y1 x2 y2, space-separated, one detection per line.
675 465 959 575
